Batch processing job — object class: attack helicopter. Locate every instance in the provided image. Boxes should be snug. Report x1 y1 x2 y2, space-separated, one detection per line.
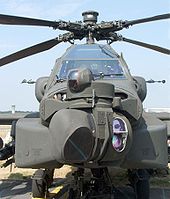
0 11 170 199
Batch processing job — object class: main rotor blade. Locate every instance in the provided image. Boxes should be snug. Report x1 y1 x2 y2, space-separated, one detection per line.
122 37 170 55
124 13 170 27
0 38 61 67
0 14 58 28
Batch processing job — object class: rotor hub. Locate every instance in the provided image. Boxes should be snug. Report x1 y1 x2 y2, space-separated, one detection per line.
82 11 99 24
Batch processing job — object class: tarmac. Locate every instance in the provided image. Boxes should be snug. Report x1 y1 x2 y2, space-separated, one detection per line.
1 178 170 199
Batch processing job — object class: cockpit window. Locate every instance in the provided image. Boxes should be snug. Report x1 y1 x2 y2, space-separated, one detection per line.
57 59 124 80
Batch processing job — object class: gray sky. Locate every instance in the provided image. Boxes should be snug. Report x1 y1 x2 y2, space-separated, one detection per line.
0 0 170 111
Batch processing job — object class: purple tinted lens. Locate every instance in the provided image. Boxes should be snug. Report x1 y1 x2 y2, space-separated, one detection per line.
112 135 122 149
115 124 120 129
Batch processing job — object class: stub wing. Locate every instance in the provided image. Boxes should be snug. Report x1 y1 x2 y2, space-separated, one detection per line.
145 110 170 135
0 111 39 125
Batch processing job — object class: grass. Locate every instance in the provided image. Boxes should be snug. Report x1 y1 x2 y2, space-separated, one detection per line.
150 168 170 188
110 168 170 188
1 163 170 188
150 176 170 187
8 172 31 180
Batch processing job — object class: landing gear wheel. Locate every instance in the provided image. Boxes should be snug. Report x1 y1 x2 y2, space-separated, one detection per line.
32 169 47 198
135 169 150 199
32 169 54 198
68 188 76 199
136 178 150 199
128 169 150 199
68 167 117 198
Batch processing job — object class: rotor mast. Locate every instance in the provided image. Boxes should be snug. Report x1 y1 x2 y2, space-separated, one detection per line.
82 11 99 44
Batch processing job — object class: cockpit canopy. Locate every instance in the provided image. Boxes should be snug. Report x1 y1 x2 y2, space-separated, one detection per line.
56 44 125 80
58 59 124 79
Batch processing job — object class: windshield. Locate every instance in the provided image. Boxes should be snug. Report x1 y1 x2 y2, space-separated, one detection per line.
57 59 124 79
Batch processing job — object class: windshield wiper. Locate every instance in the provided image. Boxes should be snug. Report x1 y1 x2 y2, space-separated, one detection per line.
55 75 66 83
93 73 124 79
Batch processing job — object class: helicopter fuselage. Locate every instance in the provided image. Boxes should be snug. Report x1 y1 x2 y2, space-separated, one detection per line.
15 44 167 169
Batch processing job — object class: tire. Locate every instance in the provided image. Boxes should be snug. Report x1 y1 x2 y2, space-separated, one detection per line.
68 188 75 199
135 169 150 199
45 169 54 188
32 169 47 198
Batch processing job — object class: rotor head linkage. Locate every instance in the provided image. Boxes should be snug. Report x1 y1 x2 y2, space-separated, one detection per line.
82 11 99 44
0 11 169 67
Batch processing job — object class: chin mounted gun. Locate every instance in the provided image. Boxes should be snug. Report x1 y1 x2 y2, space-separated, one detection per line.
0 121 16 167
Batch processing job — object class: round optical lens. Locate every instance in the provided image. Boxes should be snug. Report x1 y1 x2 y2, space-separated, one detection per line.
112 117 128 152
112 134 122 151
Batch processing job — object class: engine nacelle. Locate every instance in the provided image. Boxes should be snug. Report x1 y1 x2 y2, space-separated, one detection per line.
133 76 147 102
35 77 48 102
